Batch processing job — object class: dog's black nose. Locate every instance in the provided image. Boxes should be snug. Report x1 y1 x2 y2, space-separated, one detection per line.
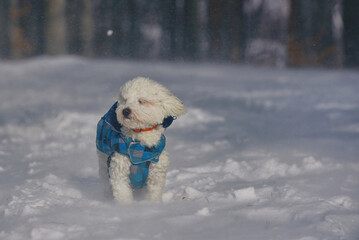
122 108 131 118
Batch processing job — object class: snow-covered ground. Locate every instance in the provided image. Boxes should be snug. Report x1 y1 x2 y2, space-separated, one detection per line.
0 57 359 240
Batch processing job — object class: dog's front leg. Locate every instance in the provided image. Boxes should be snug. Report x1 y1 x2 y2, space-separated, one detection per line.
146 151 170 202
108 153 133 204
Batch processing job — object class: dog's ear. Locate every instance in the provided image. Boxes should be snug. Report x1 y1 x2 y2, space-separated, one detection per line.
162 94 186 117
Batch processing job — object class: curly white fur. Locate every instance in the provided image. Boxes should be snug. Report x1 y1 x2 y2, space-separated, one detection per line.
98 77 185 204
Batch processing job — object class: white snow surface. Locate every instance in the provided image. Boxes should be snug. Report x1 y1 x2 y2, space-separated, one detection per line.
1 57 359 240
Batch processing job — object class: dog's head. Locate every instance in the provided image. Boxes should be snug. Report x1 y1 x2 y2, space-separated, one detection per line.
116 77 186 129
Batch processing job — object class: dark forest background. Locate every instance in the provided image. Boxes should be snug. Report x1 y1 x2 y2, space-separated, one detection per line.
0 0 358 68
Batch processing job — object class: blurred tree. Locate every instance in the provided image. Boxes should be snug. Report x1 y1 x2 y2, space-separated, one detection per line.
9 0 22 59
26 0 46 56
45 0 66 55
1 0 45 59
208 0 244 61
288 0 313 67
208 0 222 59
244 0 265 51
168 0 177 59
160 0 177 59
66 0 82 54
0 0 11 58
110 0 124 57
343 0 359 67
81 0 93 57
66 0 93 56
93 0 143 58
127 0 141 58
312 0 338 67
13 0 45 58
93 0 112 56
223 0 244 62
0 0 353 69
183 0 199 60
175 0 185 60
288 0 338 67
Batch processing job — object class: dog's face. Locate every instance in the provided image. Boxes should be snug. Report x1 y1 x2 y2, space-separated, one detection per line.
116 77 186 129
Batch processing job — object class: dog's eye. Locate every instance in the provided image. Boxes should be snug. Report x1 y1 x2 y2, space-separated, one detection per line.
138 99 146 104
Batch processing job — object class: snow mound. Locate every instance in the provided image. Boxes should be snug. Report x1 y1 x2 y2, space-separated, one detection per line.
5 174 82 217
233 187 258 202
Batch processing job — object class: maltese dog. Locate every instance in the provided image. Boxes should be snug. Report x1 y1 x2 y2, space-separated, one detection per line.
96 77 186 203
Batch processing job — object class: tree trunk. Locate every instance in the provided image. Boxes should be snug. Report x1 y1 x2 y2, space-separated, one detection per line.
45 0 66 55
223 0 244 62
66 0 82 54
81 0 93 57
160 0 176 60
27 0 46 56
288 0 311 66
208 0 222 60
288 0 337 67
0 0 11 58
66 0 93 56
312 0 338 67
343 0 359 67
9 0 22 58
110 0 123 57
127 0 140 58
183 0 198 60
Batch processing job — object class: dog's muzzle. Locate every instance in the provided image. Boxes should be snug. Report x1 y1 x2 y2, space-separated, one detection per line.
122 108 131 119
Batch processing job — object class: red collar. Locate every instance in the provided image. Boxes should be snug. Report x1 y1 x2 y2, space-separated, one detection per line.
131 124 158 133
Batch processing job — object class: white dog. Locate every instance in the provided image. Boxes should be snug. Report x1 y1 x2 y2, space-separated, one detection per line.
96 77 185 204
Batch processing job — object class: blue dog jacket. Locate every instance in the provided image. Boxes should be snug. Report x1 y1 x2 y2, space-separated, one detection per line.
96 103 166 189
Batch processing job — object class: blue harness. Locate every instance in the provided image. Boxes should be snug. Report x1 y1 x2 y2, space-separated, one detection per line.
96 103 166 189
